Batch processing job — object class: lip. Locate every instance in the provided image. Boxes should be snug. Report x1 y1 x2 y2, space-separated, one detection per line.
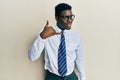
67 23 72 26
66 23 72 25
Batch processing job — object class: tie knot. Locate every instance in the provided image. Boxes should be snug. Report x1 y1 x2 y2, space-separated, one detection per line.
62 30 64 33
61 30 64 35
61 31 65 38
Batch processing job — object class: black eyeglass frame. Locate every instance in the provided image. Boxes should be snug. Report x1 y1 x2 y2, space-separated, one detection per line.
58 15 75 20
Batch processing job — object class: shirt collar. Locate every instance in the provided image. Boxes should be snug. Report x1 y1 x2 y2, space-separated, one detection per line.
55 25 62 33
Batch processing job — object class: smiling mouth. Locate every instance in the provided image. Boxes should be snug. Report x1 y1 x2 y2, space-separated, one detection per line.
68 22 71 24
66 22 72 25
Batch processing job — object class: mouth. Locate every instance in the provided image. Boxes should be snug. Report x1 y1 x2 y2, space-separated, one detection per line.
66 23 72 26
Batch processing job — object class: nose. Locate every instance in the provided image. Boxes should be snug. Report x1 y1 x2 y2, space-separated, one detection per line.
67 18 73 22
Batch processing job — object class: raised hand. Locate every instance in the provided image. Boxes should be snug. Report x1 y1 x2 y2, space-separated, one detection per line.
40 20 61 39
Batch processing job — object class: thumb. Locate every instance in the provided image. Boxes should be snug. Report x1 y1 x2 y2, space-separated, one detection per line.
45 20 49 26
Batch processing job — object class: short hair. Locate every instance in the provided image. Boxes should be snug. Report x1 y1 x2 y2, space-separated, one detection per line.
55 3 72 16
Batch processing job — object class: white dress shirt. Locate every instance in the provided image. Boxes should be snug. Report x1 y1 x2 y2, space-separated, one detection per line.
28 26 86 80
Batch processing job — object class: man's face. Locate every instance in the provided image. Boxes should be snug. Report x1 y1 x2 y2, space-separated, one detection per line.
56 10 75 30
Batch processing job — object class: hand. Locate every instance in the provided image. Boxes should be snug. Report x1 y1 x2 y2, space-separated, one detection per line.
40 20 61 39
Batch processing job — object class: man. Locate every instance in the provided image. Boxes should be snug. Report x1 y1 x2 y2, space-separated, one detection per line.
28 3 86 80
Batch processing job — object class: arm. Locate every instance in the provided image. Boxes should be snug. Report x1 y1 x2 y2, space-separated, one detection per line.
75 38 86 80
28 35 45 61
28 20 61 61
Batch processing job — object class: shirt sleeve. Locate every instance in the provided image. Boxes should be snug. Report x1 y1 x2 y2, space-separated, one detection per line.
28 34 45 61
75 37 87 80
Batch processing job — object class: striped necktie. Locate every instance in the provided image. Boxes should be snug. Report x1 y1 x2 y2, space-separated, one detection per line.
58 31 67 77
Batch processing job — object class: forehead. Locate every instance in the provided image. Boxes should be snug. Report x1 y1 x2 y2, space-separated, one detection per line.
60 10 73 16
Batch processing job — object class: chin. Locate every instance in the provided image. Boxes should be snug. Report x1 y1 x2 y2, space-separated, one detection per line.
66 26 71 30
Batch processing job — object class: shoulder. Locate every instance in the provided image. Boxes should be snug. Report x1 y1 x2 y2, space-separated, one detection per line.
68 30 81 38
65 30 82 42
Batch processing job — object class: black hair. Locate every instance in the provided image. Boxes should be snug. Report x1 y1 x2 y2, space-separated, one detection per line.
55 3 72 16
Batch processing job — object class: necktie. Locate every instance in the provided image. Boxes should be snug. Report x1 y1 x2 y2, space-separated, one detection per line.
58 31 67 77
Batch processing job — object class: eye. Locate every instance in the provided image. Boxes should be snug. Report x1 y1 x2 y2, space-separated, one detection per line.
63 16 69 19
70 15 75 19
59 15 75 20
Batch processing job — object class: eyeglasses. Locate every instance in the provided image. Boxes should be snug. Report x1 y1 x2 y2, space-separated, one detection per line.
59 15 75 20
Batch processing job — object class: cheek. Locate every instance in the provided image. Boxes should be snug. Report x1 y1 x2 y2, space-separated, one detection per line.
62 22 68 27
59 19 68 27
62 20 68 25
60 18 67 23
60 20 66 25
